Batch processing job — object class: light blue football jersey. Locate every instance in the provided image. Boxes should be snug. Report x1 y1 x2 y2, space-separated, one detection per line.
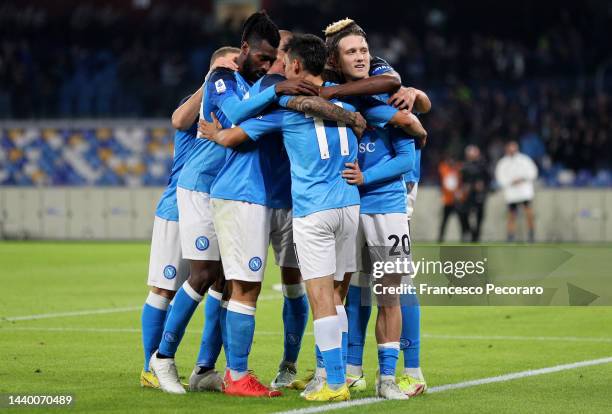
210 74 291 208
177 68 250 193
155 123 197 221
358 119 415 214
405 148 421 183
239 83 398 217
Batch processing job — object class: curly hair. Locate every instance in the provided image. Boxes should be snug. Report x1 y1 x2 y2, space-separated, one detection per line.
241 11 280 48
323 18 367 65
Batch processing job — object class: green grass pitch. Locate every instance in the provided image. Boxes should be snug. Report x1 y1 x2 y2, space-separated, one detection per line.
1 241 611 413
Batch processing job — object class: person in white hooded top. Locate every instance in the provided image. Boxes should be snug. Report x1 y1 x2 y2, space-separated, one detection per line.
495 141 538 242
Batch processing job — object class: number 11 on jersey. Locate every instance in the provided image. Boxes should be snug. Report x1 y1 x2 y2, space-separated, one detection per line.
306 102 349 160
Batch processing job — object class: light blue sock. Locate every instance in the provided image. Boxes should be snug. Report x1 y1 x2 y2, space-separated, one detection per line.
314 316 344 386
346 284 371 366
336 305 349 372
226 300 256 374
282 286 309 364
196 289 223 368
220 303 230 368
400 293 420 368
158 282 203 357
378 343 400 376
321 348 344 385
315 345 325 369
141 292 170 371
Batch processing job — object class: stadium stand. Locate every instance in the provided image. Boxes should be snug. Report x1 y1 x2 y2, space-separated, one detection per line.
0 0 610 186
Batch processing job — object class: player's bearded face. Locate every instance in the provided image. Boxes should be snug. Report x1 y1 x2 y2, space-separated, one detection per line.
243 40 277 82
337 35 370 81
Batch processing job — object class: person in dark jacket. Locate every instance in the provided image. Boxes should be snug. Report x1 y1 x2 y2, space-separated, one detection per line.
461 145 489 242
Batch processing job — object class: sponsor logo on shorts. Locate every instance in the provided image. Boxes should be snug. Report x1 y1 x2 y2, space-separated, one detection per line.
164 332 178 343
248 256 263 271
163 265 177 280
195 236 210 251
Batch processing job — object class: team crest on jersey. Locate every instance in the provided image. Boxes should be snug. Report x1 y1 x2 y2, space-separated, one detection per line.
248 256 263 271
195 236 210 251
215 79 226 94
163 265 177 280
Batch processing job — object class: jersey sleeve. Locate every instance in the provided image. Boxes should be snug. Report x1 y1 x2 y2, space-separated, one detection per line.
206 68 240 110
357 95 398 128
362 134 415 185
239 109 284 142
370 56 395 76
260 74 286 90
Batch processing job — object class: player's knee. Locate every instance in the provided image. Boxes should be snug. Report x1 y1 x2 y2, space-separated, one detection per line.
150 286 176 300
231 280 262 302
280 267 301 285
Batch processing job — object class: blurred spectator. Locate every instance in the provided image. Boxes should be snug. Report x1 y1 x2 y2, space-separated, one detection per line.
0 1 610 185
461 145 489 242
494 141 538 242
437 154 468 242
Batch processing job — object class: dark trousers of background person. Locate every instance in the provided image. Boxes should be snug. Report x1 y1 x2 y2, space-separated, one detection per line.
438 203 469 242
464 201 485 242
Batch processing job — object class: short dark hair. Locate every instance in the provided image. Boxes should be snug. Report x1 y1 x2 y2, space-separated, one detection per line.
209 46 240 68
241 11 280 48
283 34 326 76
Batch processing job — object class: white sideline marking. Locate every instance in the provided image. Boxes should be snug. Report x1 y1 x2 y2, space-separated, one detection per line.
1 294 283 322
273 356 612 414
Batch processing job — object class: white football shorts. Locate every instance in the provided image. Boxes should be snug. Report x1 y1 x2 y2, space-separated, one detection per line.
212 199 271 283
270 208 299 269
176 187 220 261
147 216 190 290
293 205 359 281
356 212 412 276
406 182 419 219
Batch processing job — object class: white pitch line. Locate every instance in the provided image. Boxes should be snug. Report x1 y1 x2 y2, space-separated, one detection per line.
2 306 142 322
1 294 283 322
274 356 612 414
423 333 612 343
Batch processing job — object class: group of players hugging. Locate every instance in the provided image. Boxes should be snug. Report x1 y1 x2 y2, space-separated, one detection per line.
139 11 431 402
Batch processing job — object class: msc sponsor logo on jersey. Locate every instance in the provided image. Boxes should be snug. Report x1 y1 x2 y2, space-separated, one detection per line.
248 256 263 271
164 332 178 343
163 265 177 280
215 79 226 93
359 142 376 153
195 236 210 251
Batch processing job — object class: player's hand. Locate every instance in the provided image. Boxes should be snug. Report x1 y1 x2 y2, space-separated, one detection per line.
319 85 338 100
275 79 319 96
350 112 367 138
210 55 239 72
198 113 222 141
388 86 417 112
416 131 427 148
342 160 364 185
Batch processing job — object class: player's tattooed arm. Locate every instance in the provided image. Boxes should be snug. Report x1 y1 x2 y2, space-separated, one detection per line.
388 111 428 147
319 76 401 100
197 113 249 148
285 96 367 138
171 86 202 130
